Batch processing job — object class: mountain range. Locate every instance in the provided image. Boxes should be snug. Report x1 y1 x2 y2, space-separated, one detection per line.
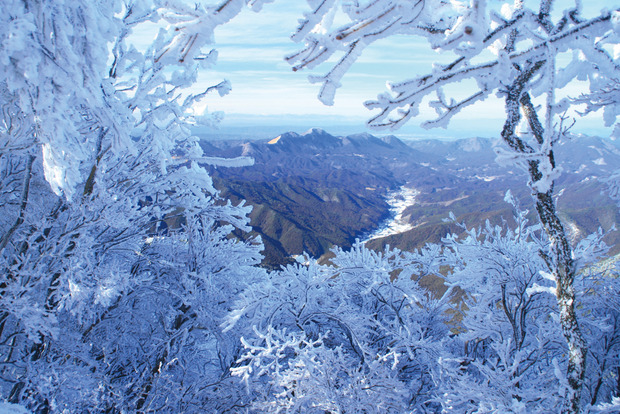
199 129 620 268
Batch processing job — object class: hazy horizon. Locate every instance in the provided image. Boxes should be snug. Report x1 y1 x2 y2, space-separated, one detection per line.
194 111 614 142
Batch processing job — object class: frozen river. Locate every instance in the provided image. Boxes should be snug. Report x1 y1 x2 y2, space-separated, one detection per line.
363 186 419 242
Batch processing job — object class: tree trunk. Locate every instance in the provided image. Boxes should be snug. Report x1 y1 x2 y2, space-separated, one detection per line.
535 192 587 414
500 65 587 413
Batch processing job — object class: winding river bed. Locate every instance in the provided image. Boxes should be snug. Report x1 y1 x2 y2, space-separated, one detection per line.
363 186 419 243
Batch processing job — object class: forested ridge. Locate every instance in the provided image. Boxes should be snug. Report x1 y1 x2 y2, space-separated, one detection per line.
1 1 619 413
202 130 620 269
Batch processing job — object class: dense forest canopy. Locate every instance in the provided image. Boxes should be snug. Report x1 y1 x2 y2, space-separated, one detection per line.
0 1 618 413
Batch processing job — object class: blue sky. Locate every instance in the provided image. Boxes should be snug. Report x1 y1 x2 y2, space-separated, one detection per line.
188 2 613 140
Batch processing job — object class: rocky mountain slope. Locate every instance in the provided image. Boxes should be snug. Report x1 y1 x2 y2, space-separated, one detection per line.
199 129 620 268
202 129 415 267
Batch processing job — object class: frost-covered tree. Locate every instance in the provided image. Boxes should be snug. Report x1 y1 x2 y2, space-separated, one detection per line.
0 1 271 411
227 200 619 412
288 1 619 412
430 195 618 413
227 242 453 412
574 231 620 409
439 194 567 411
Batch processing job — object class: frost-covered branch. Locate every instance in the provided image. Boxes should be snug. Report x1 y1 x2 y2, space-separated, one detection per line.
366 11 615 130
287 0 453 105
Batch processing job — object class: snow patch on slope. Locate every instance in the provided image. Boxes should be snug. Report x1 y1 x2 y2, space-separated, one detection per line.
363 186 419 242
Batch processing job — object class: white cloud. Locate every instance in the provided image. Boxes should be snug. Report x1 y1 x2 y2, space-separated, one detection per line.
188 2 610 138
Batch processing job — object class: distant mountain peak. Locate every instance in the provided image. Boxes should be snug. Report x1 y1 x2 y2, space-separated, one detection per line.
267 131 300 145
265 129 340 151
303 127 329 136
346 132 375 140
380 135 406 145
261 128 420 157
267 136 280 145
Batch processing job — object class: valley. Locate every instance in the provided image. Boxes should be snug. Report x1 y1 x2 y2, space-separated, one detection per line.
198 129 620 268
362 186 419 242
